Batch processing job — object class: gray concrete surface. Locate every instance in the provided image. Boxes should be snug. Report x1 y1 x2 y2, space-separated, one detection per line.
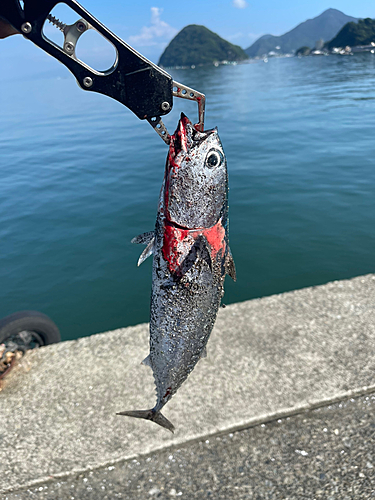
2 274 375 495
5 393 375 499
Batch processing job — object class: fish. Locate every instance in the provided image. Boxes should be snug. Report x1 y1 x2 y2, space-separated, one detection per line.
117 114 236 432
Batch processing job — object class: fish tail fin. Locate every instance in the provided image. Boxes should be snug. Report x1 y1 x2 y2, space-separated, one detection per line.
117 408 175 433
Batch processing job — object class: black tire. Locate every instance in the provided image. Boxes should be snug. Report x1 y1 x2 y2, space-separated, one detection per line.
0 310 61 346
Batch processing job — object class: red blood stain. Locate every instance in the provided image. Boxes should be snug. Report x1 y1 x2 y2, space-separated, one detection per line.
162 219 226 275
162 222 188 273
201 221 226 259
164 134 181 218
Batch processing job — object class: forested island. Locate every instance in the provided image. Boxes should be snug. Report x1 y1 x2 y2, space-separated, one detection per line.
158 25 248 68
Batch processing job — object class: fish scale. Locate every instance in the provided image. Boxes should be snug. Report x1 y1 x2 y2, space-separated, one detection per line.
117 114 236 432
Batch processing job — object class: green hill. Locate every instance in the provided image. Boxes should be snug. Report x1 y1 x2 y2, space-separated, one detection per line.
158 25 248 67
245 9 358 57
326 18 375 49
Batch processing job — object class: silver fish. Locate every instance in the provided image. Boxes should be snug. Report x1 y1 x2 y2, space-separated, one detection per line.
117 114 236 432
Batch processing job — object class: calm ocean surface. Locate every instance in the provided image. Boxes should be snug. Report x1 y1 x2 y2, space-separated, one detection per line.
1 53 375 341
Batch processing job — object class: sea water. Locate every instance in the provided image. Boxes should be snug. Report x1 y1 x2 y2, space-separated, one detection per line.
1 53 375 340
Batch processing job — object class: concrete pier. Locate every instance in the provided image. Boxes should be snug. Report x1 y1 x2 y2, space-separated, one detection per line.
2 274 375 497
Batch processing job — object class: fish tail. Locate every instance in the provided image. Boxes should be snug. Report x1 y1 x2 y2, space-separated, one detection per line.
117 408 175 433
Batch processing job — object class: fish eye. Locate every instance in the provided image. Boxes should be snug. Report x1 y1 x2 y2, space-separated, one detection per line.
205 150 223 169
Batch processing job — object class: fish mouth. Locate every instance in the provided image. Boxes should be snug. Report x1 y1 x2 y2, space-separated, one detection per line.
170 113 213 158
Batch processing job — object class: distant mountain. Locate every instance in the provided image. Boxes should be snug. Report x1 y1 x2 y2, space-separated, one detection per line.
326 18 375 49
158 25 249 68
245 9 358 57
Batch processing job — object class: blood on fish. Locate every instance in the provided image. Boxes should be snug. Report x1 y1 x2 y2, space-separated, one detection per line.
162 219 226 275
162 222 187 273
201 221 226 259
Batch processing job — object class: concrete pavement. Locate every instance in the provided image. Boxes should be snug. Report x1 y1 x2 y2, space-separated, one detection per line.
4 393 375 499
2 274 375 496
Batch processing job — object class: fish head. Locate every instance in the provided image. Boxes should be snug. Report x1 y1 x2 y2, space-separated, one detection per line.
164 114 227 229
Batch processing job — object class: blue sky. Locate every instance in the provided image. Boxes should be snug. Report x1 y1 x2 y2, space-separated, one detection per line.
83 0 375 60
1 0 375 75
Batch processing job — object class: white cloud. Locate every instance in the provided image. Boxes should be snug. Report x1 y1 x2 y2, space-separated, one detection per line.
127 7 177 47
232 0 248 8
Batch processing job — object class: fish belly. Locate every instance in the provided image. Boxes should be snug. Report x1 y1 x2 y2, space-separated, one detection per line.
149 244 223 408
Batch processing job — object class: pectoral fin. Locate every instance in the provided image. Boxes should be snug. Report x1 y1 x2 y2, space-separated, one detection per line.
131 231 155 266
225 247 237 281
131 231 154 245
137 239 154 266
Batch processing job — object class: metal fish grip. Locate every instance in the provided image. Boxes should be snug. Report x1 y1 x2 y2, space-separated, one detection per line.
0 0 206 146
147 82 206 145
0 1 172 119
